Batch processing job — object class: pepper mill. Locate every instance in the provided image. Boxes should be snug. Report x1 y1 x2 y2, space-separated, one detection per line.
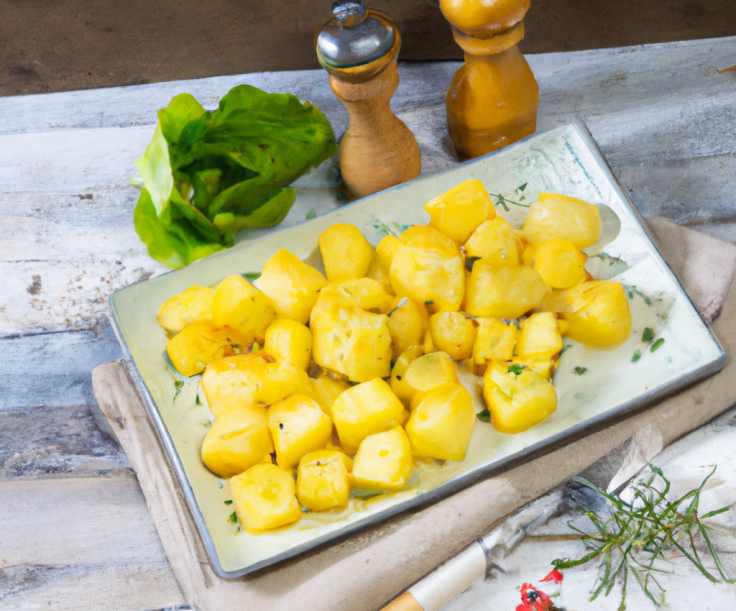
440 0 539 159
315 1 421 197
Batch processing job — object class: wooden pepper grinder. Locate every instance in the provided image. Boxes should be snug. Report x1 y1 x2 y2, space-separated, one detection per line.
440 0 539 159
315 1 421 197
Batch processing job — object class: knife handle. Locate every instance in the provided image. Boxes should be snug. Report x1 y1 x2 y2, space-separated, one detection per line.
380 592 424 611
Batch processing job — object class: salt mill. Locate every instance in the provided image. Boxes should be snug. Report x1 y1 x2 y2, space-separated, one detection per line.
315 1 421 197
440 0 539 159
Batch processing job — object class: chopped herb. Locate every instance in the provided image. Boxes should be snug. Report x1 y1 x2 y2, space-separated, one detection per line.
559 344 572 357
251 341 261 352
507 364 526 375
632 349 642 362
518 182 527 192
465 256 480 272
476 408 491 423
279 422 284 430
202 420 212 428
229 512 238 524
305 208 317 220
195 394 201 405
301 507 312 513
224 499 233 505
642 327 654 342
396 374 402 381
227 341 243 354
242 272 261 281
387 297 408 317
651 338 665 352
622 284 653 306
573 366 587 375
424 300 434 306
489 188 531 211
174 380 184 389
351 490 384 501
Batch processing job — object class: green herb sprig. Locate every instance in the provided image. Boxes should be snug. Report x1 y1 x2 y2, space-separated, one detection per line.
489 183 530 212
553 465 733 610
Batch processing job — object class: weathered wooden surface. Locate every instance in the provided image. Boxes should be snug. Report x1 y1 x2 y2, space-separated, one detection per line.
1 36 736 610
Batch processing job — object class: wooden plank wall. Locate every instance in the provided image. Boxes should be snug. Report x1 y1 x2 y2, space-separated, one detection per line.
1 0 735 96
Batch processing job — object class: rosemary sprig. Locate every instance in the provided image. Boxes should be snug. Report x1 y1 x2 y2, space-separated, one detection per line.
553 465 733 610
489 183 530 211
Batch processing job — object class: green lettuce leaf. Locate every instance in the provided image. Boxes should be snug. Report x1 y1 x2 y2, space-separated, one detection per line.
134 85 337 268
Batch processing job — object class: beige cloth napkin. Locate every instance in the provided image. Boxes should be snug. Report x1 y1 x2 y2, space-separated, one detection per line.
92 217 736 611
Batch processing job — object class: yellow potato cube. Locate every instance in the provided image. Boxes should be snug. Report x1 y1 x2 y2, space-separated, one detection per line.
552 281 632 348
166 320 250 377
472 318 516 366
522 193 602 249
364 249 395 296
254 249 328 324
230 463 302 533
308 376 351 419
202 353 310 418
465 260 549 319
483 363 557 434
424 179 495 244
211 275 276 345
516 312 563 356
406 383 476 461
405 352 459 410
351 426 414 491
391 346 424 406
296 450 353 512
268 394 333 469
532 238 587 289
390 226 465 312
311 295 392 382
464 217 519 268
387 296 430 356
319 278 394 313
376 235 402 270
201 407 273 478
157 286 215 335
429 311 478 360
319 223 374 281
264 318 312 370
331 378 405 453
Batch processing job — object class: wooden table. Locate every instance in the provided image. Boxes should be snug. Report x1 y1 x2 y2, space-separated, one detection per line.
1 36 735 611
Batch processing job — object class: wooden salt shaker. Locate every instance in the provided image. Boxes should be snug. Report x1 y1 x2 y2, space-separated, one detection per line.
315 1 421 197
440 0 539 159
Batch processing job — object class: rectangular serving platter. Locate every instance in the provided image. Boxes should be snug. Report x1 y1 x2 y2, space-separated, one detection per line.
109 120 727 578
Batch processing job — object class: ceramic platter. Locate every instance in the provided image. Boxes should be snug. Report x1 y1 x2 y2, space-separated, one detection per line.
109 121 727 578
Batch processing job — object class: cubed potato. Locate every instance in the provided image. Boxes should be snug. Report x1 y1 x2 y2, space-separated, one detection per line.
390 226 465 312
351 427 414 491
391 346 424 406
254 249 328 324
464 217 519 268
429 311 478 360
424 179 495 244
296 450 353 512
465 260 549 319
268 394 333 469
483 363 557 434
166 320 250 377
376 235 402 270
331 378 405 453
318 223 373 282
202 353 310 418
406 383 476 461
532 238 587 289
548 280 632 349
308 376 351 419
516 312 563 356
387 296 429 356
522 193 602 249
201 407 273 478
264 318 312 370
364 249 395 296
211 275 276 345
318 278 394 313
472 318 516 366
405 352 459 410
157 286 215 335
311 294 392 383
230 463 302 533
